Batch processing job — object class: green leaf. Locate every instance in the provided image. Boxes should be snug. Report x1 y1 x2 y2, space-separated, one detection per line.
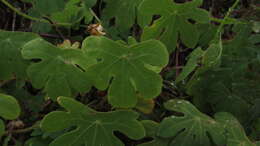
215 112 256 146
0 30 38 80
82 36 168 107
22 38 93 100
28 0 96 27
25 137 51 146
158 99 226 146
51 0 94 24
33 0 66 15
41 96 145 146
0 120 4 138
176 47 204 83
201 37 223 70
102 0 143 32
139 0 209 51
0 93 21 120
137 120 170 146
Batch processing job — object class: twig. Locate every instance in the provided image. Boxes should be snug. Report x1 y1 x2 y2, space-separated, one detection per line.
11 7 16 31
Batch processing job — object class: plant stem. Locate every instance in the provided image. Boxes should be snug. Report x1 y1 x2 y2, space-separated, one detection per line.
1 0 48 23
89 8 101 23
216 0 240 36
3 123 39 135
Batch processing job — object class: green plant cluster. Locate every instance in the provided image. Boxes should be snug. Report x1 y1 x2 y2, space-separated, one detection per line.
0 0 259 145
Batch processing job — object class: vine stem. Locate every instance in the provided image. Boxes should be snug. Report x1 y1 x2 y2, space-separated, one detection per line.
3 122 39 135
215 0 240 37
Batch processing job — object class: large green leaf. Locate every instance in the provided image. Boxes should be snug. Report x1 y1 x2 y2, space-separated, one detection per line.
0 30 38 80
22 38 93 100
158 99 226 146
138 120 170 146
215 112 256 146
82 36 168 107
41 96 145 146
0 93 21 120
139 0 209 51
102 0 143 32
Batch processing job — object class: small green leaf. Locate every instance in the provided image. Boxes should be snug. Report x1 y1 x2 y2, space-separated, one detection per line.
135 98 154 114
202 39 223 68
102 0 143 32
0 93 21 120
158 99 226 146
82 36 168 107
41 96 145 146
33 0 66 15
176 47 204 83
215 112 256 146
0 30 38 80
138 120 170 146
0 120 4 137
22 38 94 100
139 0 209 51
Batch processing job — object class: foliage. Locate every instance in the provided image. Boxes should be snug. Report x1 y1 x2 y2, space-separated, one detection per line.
0 0 259 145
22 38 93 99
82 36 168 107
139 0 209 51
41 96 145 146
0 93 21 138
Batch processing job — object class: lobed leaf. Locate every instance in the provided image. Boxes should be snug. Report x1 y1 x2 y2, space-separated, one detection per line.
158 99 226 146
215 112 256 146
139 0 209 51
41 96 145 146
22 38 94 100
102 0 143 32
82 36 168 108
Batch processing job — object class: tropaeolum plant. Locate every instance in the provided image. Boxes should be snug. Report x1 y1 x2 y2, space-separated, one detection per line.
0 0 259 145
